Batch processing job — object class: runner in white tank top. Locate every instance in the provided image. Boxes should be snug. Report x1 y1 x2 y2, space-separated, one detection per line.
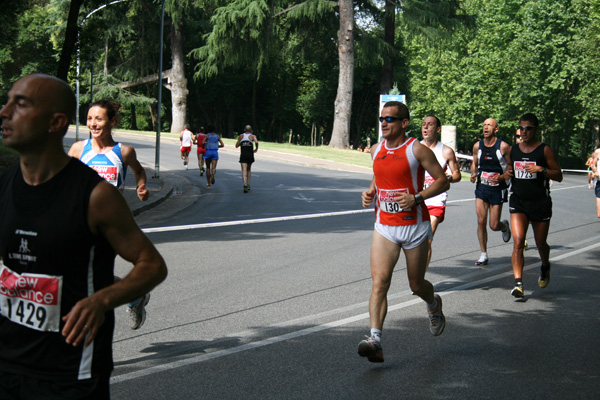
420 115 462 271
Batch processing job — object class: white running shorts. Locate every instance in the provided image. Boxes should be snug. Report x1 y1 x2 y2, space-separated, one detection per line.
374 220 432 249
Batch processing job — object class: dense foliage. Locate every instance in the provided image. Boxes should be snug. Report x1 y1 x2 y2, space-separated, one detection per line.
1 0 598 166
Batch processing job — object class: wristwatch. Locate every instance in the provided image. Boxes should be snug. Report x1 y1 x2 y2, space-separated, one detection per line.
414 193 424 205
541 167 547 175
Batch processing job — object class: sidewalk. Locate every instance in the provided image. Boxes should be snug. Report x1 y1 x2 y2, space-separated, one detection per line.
122 147 372 216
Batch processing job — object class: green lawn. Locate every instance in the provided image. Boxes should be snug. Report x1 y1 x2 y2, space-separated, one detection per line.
73 125 472 178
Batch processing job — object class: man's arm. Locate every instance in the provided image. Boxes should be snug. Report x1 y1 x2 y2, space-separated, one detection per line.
361 143 380 208
235 135 242 148
470 142 480 183
122 144 148 201
396 142 450 210
592 149 600 177
218 136 225 148
61 181 167 347
489 140 513 185
252 135 259 153
443 145 462 183
543 145 563 182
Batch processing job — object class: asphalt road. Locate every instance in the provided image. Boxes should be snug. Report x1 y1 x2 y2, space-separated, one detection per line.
66 131 600 399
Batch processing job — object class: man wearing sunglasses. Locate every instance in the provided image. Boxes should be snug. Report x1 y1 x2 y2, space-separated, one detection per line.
358 102 449 363
507 113 562 298
470 118 512 266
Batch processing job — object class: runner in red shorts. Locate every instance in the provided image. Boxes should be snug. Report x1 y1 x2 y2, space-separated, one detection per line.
420 115 462 270
180 124 193 170
194 126 206 176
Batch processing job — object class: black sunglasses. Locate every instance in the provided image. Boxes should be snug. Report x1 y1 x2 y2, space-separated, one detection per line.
515 135 521 138
379 116 405 123
517 125 535 131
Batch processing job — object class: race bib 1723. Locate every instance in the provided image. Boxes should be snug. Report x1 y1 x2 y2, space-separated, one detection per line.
514 161 537 179
0 264 63 332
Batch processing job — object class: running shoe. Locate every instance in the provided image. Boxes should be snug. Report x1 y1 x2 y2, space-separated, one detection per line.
246 185 251 191
200 167 204 176
357 336 384 363
427 294 445 336
501 219 511 243
243 185 248 193
127 292 150 330
211 175 215 185
538 264 551 288
511 283 524 298
524 240 528 250
475 255 488 266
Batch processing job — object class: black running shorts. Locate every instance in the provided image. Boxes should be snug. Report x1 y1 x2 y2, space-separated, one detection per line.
509 194 552 222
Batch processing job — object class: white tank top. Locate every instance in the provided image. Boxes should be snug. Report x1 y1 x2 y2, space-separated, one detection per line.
421 140 448 207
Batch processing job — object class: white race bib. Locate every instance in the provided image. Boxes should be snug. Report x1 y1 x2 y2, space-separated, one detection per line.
514 161 537 180
378 188 410 213
481 171 500 186
0 264 63 332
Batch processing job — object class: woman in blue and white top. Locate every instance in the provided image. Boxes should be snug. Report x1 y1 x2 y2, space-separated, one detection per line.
68 100 148 201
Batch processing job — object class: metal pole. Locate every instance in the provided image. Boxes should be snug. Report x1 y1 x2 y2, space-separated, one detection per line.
154 0 166 179
76 30 80 141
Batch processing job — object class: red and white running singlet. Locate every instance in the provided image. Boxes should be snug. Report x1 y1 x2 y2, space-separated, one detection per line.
372 138 430 226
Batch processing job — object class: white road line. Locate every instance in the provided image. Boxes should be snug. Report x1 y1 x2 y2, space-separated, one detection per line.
142 184 586 234
110 240 600 384
142 209 371 233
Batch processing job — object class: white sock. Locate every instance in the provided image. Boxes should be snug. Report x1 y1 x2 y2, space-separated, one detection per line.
478 252 488 262
370 329 382 342
427 297 438 311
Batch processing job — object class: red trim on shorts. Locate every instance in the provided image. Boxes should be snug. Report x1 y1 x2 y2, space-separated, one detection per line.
427 205 446 223
181 146 192 153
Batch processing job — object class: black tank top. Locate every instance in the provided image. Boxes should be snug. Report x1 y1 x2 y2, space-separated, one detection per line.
510 143 550 200
477 138 508 189
0 158 116 381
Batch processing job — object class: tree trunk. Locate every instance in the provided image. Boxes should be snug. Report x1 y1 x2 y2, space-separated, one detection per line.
329 0 354 149
104 37 109 77
169 17 188 134
379 0 396 94
57 0 84 80
131 103 138 130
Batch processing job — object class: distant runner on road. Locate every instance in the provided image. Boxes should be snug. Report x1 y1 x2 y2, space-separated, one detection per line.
235 125 259 193
202 124 224 189
180 124 193 170
194 126 206 176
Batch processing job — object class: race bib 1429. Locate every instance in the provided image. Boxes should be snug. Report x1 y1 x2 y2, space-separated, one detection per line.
0 264 63 332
